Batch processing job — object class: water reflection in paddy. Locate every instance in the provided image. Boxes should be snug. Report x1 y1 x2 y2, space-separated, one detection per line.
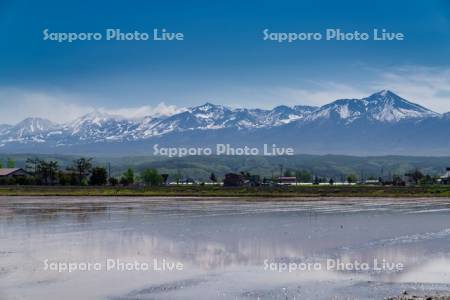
1 197 450 299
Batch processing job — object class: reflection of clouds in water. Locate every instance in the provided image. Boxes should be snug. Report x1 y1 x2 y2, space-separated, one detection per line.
1 197 450 299
397 257 450 284
366 228 450 246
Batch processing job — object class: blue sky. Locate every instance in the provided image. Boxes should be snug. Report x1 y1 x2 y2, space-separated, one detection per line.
1 0 450 123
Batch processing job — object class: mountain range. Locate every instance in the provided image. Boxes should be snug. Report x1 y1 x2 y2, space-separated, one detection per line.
1 90 449 156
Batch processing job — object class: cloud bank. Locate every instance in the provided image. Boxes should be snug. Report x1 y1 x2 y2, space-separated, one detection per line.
1 65 449 125
0 88 184 125
270 66 450 113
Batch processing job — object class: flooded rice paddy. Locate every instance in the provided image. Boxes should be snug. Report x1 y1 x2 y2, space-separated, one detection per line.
1 197 450 299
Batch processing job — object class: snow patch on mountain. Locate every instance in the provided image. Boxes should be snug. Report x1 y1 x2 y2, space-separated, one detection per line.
306 99 365 123
0 118 57 143
0 90 444 147
364 90 439 122
305 90 439 124
14 117 56 135
0 124 12 136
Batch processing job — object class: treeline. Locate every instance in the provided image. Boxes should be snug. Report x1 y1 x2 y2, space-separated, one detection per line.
281 168 442 185
0 156 446 187
0 157 15 168
0 157 165 186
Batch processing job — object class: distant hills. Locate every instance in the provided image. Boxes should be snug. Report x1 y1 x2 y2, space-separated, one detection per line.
1 90 449 155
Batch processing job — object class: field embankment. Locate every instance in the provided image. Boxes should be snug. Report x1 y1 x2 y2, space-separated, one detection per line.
0 185 449 197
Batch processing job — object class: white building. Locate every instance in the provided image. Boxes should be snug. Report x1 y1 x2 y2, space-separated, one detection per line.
440 167 450 184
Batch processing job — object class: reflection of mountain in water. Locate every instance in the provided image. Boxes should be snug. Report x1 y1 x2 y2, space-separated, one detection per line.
2 198 450 299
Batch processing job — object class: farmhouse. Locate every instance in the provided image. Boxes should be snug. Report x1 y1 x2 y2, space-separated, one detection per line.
223 173 244 187
0 168 29 178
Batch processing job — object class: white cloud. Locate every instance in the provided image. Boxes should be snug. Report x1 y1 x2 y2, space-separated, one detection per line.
221 81 370 110
243 66 450 112
0 88 94 124
101 102 185 119
271 82 369 108
373 66 450 113
1 65 449 125
0 88 185 125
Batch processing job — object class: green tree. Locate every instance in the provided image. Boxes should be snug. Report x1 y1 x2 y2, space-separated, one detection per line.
346 174 358 183
405 169 424 185
35 159 59 185
121 168 135 185
6 158 15 168
141 168 163 186
89 167 108 185
57 171 69 186
392 174 405 186
295 170 312 183
69 157 93 184
172 172 182 185
108 177 119 186
313 176 323 185
209 172 217 183
25 157 39 174
419 174 434 185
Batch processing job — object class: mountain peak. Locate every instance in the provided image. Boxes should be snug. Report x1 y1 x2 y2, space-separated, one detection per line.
14 117 55 131
272 105 292 111
70 110 127 126
304 90 440 123
368 89 399 99
364 90 439 122
2 117 56 140
196 102 221 109
379 89 393 96
190 102 229 116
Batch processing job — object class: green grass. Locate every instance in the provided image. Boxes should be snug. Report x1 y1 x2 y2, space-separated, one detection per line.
0 185 449 198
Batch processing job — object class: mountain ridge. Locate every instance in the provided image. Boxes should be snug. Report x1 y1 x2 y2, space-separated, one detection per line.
1 90 449 155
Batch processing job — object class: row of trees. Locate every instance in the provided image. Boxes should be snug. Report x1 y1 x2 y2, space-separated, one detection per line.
1 157 444 186
0 158 15 168
0 157 165 186
226 168 442 185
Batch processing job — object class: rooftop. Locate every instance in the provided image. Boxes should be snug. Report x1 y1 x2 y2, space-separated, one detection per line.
0 168 24 176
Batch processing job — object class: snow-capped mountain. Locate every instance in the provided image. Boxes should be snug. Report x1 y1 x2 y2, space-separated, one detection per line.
265 105 318 125
62 111 139 142
364 90 439 122
0 124 12 136
0 117 57 143
148 103 233 133
12 117 56 135
0 90 448 155
293 105 319 115
134 102 319 136
305 90 439 124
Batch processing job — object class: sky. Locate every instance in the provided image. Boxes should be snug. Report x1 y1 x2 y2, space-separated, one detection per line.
0 0 450 123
